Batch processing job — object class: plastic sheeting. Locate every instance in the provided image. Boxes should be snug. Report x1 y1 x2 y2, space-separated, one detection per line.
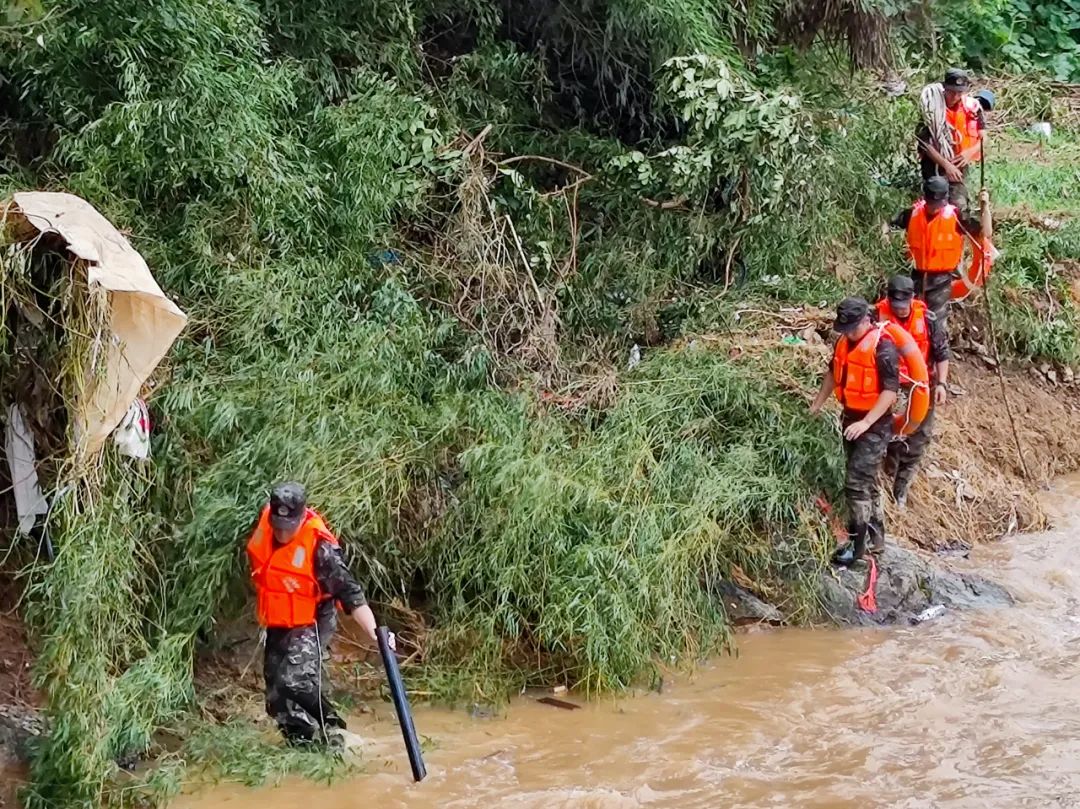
5 192 188 456
5 404 49 535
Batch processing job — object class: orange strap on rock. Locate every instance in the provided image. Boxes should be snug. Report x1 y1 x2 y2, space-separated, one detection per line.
857 556 878 614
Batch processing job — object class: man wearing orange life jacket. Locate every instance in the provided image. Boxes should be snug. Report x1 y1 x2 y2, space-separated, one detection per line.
810 297 900 566
917 68 987 211
875 276 951 515
892 175 992 333
247 481 395 748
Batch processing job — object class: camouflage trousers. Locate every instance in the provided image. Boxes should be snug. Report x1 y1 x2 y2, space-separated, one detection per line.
263 624 345 744
843 421 892 552
880 400 936 507
912 269 955 332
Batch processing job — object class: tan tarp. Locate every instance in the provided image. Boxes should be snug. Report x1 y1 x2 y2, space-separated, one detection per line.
6 192 188 456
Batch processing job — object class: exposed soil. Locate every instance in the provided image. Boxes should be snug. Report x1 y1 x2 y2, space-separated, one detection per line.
0 603 36 809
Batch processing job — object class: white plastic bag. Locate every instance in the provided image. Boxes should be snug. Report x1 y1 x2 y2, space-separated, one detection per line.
113 399 151 459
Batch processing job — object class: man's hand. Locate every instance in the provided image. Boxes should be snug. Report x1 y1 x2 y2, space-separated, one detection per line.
809 400 824 416
844 420 871 440
945 163 964 183
979 187 990 210
935 385 948 406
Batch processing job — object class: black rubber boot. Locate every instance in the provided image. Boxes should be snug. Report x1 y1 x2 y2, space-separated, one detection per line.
831 543 855 566
833 525 868 567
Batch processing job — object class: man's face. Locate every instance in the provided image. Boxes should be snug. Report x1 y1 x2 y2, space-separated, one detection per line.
272 524 301 545
844 317 871 343
889 297 912 319
944 89 962 109
926 197 947 216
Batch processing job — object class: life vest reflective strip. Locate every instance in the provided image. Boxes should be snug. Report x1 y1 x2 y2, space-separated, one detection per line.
832 323 929 436
875 298 930 368
246 506 339 629
907 200 965 272
952 235 998 301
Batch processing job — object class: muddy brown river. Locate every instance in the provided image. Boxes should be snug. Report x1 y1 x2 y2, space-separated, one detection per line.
176 478 1080 809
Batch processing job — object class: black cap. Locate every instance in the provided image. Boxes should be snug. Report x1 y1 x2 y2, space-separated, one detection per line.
923 175 950 202
887 275 915 300
269 481 306 533
833 297 870 333
943 68 971 92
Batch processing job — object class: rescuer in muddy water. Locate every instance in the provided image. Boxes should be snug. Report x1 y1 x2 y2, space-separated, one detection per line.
246 482 395 748
875 275 950 513
810 298 899 566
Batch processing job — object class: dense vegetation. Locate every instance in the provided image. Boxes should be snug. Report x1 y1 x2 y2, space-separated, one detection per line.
2 0 1080 806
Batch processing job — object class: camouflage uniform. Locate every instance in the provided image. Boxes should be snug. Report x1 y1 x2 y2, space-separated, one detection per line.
878 309 950 511
263 540 366 745
834 338 900 559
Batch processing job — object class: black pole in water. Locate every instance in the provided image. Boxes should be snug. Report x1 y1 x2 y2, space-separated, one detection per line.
376 626 426 783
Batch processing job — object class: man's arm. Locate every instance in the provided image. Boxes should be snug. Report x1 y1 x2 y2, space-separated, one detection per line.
956 108 987 167
927 314 951 404
314 540 395 649
917 126 963 183
810 360 837 414
956 188 992 241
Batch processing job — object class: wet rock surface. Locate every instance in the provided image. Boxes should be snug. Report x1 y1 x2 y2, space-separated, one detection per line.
819 544 1014 625
717 581 785 626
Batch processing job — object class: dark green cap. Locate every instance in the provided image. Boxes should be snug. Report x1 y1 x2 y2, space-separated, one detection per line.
833 297 870 332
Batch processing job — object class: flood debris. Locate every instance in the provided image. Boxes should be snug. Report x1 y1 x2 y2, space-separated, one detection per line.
913 604 947 624
3 192 187 459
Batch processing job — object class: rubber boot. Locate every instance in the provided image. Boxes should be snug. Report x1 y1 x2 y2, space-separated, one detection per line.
832 525 868 567
868 517 886 555
892 478 909 511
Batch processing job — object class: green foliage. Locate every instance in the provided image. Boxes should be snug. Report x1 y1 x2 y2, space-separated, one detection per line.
935 0 1080 81
425 345 839 693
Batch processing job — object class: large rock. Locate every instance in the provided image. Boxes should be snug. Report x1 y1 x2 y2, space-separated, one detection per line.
716 580 785 626
818 544 1013 625
0 704 44 765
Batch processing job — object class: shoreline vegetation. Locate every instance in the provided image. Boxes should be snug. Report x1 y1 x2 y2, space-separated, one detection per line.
3 0 1080 805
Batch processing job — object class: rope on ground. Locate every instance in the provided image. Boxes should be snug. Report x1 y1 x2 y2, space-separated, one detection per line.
857 556 878 613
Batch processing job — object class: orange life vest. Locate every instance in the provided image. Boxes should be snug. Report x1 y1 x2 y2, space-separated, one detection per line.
875 298 930 368
833 323 930 436
906 200 965 272
833 329 885 414
946 97 983 158
246 506 339 629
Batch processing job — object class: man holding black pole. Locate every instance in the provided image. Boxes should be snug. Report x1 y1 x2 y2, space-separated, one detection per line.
246 481 395 748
